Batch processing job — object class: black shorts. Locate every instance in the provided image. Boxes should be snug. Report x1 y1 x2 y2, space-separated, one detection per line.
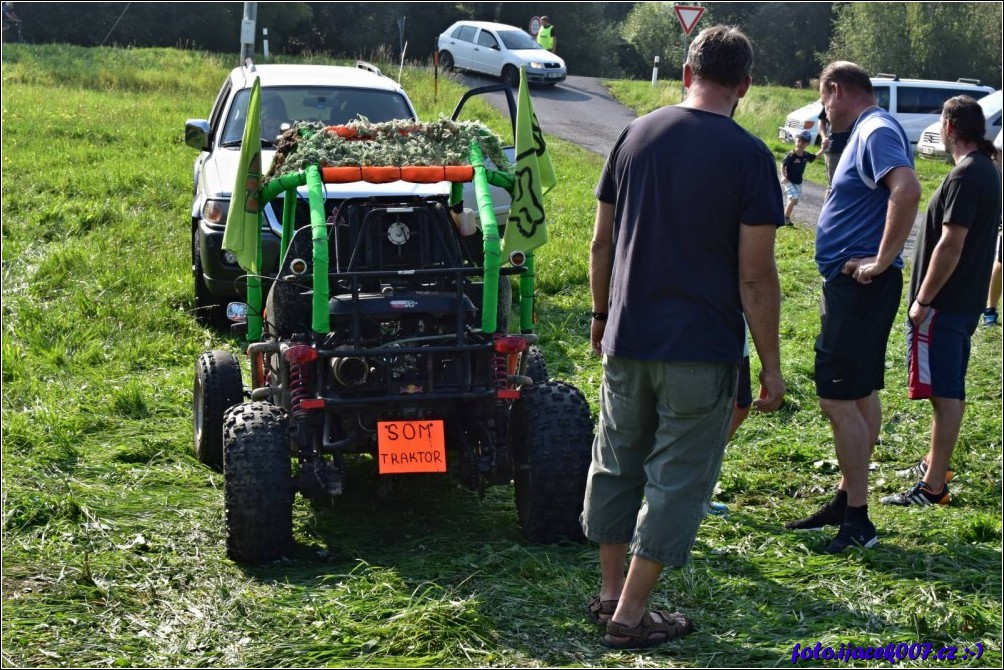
737 356 752 409
814 269 903 400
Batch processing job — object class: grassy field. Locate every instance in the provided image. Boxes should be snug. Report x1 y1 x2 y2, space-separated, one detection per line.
2 45 1001 667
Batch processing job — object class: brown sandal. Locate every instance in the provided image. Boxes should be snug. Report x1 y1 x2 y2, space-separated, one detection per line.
586 595 618 625
602 609 695 649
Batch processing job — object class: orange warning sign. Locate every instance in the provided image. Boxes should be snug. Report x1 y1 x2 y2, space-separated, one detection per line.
377 420 447 474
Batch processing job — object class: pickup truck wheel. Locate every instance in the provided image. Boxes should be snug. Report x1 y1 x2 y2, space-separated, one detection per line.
194 350 244 471
193 234 228 329
223 402 293 564
510 381 593 543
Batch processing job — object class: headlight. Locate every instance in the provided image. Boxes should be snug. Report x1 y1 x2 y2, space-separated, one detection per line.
802 121 814 129
201 199 229 225
527 62 546 70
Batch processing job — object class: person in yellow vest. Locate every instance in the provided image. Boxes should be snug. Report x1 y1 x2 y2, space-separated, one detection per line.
537 16 556 52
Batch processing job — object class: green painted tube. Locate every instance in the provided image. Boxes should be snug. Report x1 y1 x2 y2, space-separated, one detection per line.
305 165 329 335
261 172 306 204
486 169 514 193
519 251 535 333
246 216 263 342
280 187 296 264
450 181 464 208
469 143 500 334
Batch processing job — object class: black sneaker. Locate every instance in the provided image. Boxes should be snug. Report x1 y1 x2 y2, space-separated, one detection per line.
785 501 844 531
982 308 998 327
824 520 878 553
783 217 794 227
880 480 951 506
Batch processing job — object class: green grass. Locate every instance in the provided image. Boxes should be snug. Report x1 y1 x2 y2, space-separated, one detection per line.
3 45 1001 667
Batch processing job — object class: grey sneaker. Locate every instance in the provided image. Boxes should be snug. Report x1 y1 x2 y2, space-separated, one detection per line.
881 481 951 506
824 520 878 553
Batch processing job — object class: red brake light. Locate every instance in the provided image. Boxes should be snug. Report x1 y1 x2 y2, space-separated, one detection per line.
493 336 529 354
283 344 318 365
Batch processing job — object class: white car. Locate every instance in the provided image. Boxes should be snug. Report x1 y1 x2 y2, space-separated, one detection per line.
779 75 994 147
184 61 513 326
916 89 1002 160
437 20 566 87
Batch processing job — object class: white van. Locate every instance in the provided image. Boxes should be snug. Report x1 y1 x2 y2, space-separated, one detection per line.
778 75 994 147
916 90 1003 160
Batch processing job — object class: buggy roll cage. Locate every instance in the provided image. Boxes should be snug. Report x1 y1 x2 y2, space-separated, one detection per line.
243 85 531 344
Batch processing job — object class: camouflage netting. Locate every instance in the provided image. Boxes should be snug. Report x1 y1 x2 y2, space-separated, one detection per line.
265 116 512 182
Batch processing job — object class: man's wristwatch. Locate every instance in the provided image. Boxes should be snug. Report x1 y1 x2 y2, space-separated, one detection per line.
591 311 608 321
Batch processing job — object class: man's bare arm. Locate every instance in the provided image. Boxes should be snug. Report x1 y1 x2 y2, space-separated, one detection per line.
738 223 785 411
853 166 921 282
589 201 614 356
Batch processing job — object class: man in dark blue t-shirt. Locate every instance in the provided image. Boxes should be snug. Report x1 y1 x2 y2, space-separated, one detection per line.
583 25 785 650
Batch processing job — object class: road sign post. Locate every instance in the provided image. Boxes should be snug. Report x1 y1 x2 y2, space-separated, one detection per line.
674 5 705 98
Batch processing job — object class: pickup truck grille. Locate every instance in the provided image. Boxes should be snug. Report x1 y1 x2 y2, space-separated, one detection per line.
922 131 941 144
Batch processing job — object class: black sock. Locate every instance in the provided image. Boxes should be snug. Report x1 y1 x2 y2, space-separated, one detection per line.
829 489 848 509
844 504 869 525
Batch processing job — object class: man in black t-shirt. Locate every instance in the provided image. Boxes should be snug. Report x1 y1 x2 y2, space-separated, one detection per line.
881 96 1002 507
583 26 784 650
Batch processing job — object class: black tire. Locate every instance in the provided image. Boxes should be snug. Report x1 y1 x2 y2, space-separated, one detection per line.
509 381 593 543
193 350 244 471
501 64 519 88
193 233 228 329
223 402 293 564
524 346 548 384
439 51 454 72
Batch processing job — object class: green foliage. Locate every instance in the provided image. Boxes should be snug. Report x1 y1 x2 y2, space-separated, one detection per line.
828 2 1003 88
621 2 688 75
2 45 1001 668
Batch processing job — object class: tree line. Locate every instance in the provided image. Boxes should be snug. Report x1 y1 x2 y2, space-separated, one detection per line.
10 2 1002 88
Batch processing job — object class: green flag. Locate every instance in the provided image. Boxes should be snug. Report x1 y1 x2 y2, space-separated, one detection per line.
222 78 262 274
502 66 556 254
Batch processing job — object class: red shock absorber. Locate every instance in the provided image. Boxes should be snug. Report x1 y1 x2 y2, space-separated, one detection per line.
284 345 318 418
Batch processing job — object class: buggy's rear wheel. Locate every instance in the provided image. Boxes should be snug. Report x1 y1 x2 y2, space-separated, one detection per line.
510 381 593 543
223 402 293 564
523 346 548 384
194 350 244 471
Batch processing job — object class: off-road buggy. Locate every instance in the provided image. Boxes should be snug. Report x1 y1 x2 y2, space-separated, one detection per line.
193 81 593 564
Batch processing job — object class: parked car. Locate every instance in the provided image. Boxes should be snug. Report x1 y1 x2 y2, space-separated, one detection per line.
779 75 994 147
437 20 566 87
185 61 512 327
916 89 1002 160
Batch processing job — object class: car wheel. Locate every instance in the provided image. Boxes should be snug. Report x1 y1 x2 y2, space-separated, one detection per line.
193 232 228 329
501 65 519 88
439 51 454 72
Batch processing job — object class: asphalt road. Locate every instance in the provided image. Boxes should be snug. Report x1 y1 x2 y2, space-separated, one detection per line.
457 71 923 259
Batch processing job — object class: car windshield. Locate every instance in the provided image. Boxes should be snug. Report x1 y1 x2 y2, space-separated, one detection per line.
221 86 415 145
498 29 542 51
979 90 1002 113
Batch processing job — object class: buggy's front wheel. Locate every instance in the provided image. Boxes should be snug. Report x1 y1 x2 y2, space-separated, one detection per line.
223 402 293 564
509 381 593 543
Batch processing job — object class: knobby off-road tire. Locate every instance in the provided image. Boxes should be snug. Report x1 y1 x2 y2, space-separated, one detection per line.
223 402 293 564
193 350 244 471
510 381 593 543
524 346 548 384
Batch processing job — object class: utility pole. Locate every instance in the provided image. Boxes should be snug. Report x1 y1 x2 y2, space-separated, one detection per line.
239 2 257 63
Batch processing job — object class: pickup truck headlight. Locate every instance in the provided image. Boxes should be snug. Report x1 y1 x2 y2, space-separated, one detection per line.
201 199 229 226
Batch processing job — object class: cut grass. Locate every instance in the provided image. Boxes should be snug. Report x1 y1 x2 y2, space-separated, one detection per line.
2 45 1001 667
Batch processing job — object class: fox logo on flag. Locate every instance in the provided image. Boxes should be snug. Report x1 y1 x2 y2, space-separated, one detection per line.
503 66 556 254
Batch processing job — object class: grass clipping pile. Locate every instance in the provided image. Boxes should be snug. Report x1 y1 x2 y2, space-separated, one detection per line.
266 116 511 181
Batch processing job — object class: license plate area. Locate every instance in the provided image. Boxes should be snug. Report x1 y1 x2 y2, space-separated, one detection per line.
377 420 446 474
